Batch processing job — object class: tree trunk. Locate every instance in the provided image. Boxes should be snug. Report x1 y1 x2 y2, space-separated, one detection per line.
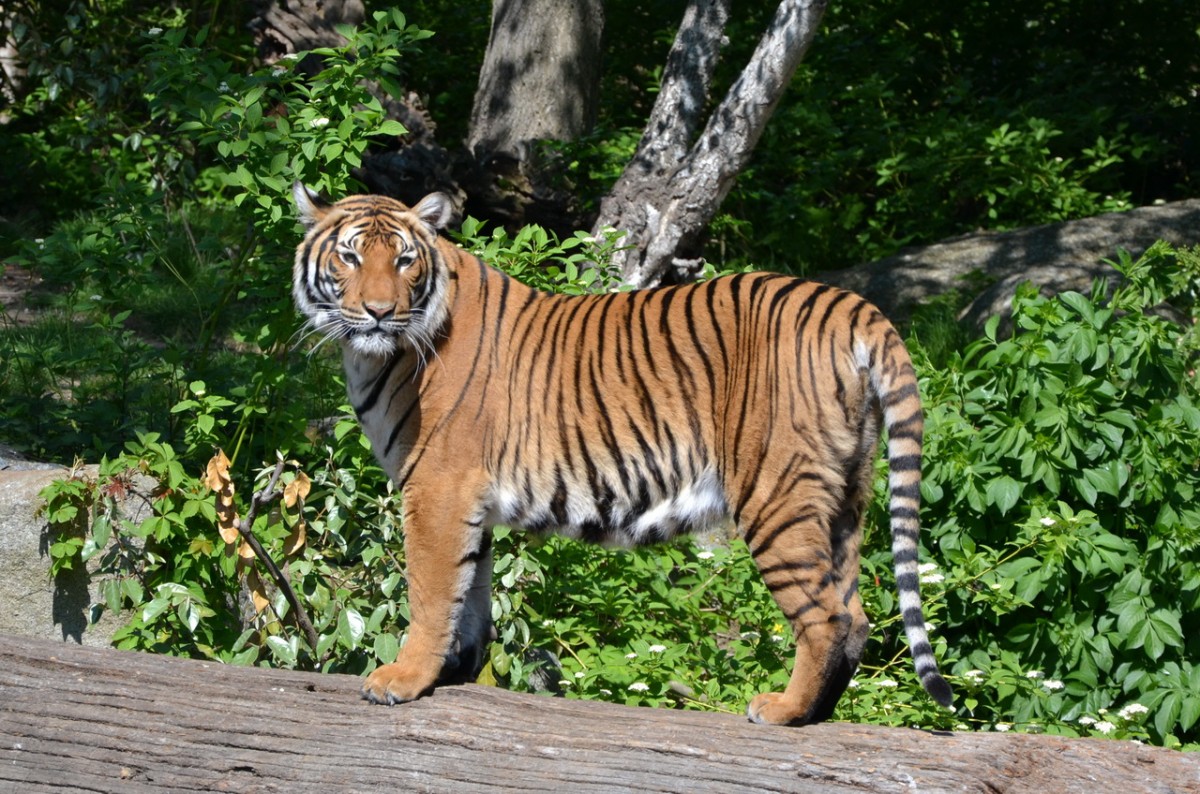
467 0 605 163
594 0 828 288
248 0 365 63
455 0 605 230
3 635 1197 793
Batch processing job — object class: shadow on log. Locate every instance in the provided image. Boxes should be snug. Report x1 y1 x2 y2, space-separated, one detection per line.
1 634 1196 792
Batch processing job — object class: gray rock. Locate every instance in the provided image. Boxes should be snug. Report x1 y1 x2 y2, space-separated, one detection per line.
820 199 1200 328
0 461 142 645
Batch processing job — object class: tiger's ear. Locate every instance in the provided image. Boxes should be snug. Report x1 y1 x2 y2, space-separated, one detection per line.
293 182 330 229
412 192 453 232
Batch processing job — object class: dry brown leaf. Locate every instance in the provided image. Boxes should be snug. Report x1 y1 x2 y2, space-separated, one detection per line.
246 570 270 615
284 519 307 557
283 471 311 509
203 450 231 492
206 450 241 545
237 540 257 560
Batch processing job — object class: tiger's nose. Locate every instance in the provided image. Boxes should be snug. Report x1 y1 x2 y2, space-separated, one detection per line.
362 301 395 321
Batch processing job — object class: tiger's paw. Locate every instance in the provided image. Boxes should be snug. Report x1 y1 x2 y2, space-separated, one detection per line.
746 692 810 726
361 661 437 706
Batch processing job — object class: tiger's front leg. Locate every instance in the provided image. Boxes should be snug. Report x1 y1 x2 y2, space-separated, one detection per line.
362 491 493 705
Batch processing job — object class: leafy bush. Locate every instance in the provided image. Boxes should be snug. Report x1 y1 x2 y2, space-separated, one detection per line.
893 242 1200 745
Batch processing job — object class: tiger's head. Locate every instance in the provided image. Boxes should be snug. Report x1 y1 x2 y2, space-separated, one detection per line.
292 183 455 358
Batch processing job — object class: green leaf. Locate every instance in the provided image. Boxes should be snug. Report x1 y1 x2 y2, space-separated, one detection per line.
985 475 1021 514
338 607 366 648
1155 691 1182 739
142 597 172 624
266 635 298 667
373 632 399 664
376 119 408 137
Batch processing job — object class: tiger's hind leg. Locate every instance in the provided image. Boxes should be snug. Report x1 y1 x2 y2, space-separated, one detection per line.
741 483 860 726
801 473 873 723
362 487 493 704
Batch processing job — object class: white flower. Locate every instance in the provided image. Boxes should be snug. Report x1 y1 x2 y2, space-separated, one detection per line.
574 671 585 679
599 688 612 696
89 294 103 302
875 679 898 688
740 631 760 640
847 679 859 689
1094 721 1115 734
147 27 163 36
920 573 944 584
770 634 784 643
217 81 230 94
918 562 939 574
1040 516 1056 527
625 652 638 659
1118 703 1149 719
310 117 330 128
647 644 666 654
628 682 649 692
994 723 1012 732
1025 670 1043 680
1078 716 1097 726
696 551 714 560
1042 679 1065 690
272 66 288 77
964 669 985 683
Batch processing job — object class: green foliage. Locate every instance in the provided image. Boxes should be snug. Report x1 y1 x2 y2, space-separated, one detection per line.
894 242 1200 746
714 0 1195 273
145 9 430 244
1 9 429 467
453 217 626 295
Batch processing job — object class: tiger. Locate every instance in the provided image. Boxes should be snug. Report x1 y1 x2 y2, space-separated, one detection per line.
291 182 953 725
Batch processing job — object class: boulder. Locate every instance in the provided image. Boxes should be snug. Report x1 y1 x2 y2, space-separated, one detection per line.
0 447 138 645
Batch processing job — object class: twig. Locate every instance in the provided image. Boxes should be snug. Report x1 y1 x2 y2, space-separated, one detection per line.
238 457 324 666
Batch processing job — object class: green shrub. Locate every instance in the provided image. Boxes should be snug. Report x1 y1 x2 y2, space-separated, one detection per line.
889 242 1200 746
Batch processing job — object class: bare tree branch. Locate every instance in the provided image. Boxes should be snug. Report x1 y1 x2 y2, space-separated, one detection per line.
238 456 322 664
624 0 731 180
595 0 828 288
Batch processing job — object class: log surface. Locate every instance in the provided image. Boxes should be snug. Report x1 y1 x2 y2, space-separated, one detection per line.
0 634 1196 793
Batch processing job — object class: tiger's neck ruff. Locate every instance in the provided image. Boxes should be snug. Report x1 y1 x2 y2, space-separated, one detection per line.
292 184 953 725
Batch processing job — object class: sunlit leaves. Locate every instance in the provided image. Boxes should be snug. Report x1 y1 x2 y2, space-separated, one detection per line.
912 242 1200 746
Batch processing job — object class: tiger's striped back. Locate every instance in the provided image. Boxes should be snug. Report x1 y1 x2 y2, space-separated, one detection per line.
292 184 952 723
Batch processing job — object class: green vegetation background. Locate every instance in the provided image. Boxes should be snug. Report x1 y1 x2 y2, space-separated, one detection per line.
2 1 1198 747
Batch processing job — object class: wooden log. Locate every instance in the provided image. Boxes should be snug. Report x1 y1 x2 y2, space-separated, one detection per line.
1 634 1195 793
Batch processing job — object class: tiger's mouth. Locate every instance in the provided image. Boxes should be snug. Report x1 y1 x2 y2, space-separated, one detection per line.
349 327 402 357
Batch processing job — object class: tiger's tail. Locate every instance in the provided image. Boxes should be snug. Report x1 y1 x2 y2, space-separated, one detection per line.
870 328 954 708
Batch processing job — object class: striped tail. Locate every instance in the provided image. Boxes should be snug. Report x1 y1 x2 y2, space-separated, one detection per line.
875 335 954 708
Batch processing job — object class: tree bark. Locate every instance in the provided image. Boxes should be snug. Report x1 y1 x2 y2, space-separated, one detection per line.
248 0 365 63
3 635 1197 793
453 0 606 230
594 0 828 288
467 0 605 163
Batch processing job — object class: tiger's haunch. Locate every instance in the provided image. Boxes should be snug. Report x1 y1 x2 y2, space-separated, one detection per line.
291 184 953 725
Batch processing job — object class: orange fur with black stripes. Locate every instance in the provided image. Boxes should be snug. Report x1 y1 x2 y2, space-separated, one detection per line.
291 184 952 725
